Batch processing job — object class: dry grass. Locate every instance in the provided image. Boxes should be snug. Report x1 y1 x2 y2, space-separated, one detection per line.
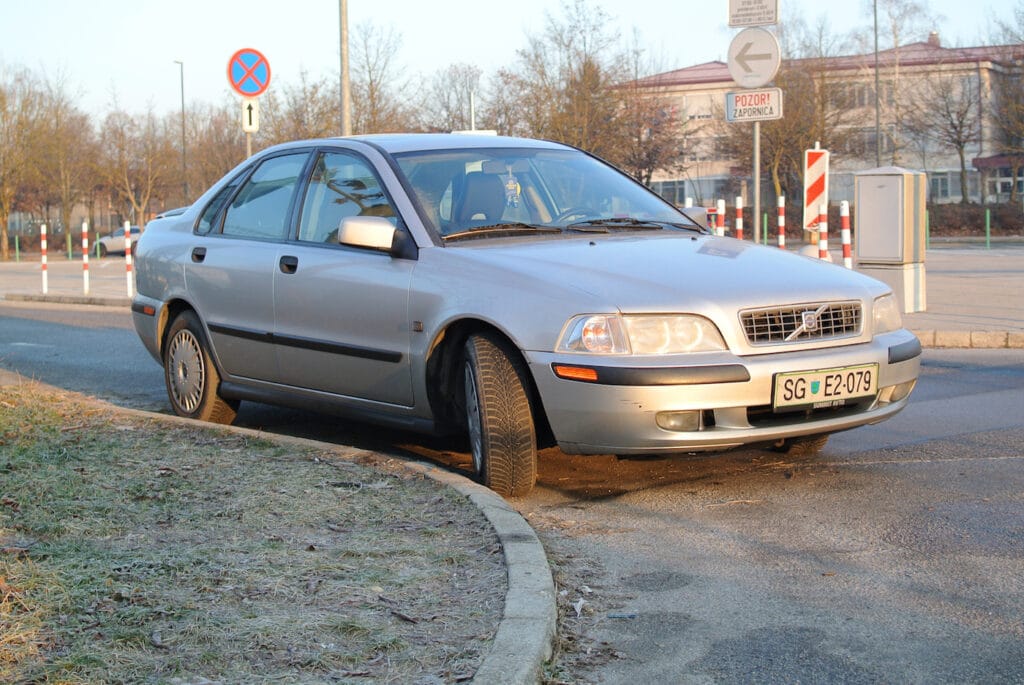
0 382 505 684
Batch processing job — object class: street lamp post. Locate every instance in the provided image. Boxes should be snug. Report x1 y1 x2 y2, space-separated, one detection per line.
174 60 188 203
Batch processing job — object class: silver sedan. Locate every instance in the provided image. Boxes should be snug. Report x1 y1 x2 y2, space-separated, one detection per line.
132 134 920 497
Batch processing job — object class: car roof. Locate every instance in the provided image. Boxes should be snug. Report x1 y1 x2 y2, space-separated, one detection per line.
260 133 572 156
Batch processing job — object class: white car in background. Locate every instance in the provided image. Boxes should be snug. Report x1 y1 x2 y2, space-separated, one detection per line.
98 225 140 256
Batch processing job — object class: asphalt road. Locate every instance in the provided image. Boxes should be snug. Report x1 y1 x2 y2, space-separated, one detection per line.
1 301 1022 683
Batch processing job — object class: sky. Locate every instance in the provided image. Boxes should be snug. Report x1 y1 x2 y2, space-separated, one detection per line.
0 0 1013 120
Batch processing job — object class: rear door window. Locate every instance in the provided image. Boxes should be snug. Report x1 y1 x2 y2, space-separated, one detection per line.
221 153 309 240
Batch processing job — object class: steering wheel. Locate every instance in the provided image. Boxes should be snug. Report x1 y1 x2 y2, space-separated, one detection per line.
553 206 595 223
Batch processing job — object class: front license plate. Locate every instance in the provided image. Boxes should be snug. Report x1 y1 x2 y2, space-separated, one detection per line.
773 363 878 410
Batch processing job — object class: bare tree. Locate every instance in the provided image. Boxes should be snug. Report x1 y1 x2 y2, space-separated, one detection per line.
854 0 943 164
420 63 483 132
36 74 96 253
0 67 44 260
351 22 418 133
260 71 340 145
98 108 177 226
185 101 248 196
905 70 981 203
993 0 1024 42
615 39 688 185
497 0 626 159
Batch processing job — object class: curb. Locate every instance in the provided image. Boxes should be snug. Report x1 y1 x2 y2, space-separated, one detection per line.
910 329 1024 349
4 293 131 308
0 369 555 684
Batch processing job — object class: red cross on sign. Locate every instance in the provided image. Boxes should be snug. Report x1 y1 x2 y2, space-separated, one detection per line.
803 148 830 229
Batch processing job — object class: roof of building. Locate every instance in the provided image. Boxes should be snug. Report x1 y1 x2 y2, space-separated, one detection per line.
635 40 1024 89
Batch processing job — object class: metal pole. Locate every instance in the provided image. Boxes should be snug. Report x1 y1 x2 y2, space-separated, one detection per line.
753 121 761 241
339 0 351 136
874 0 881 167
174 61 187 203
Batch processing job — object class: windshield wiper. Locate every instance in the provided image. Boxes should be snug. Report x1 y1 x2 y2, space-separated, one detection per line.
443 222 562 242
567 217 707 234
566 217 665 231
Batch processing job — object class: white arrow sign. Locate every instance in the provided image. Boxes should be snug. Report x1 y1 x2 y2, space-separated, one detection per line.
242 97 260 133
727 27 781 88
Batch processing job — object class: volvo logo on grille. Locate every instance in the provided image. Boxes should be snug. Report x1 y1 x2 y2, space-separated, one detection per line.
801 310 820 332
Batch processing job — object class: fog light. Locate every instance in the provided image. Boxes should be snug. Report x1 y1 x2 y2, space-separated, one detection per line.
656 410 701 432
889 379 916 402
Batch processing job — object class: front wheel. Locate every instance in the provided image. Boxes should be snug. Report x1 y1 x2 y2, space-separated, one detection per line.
163 311 238 424
463 333 537 497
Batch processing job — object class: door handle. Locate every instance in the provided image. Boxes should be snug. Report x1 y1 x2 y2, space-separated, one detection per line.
279 255 299 274
191 247 206 263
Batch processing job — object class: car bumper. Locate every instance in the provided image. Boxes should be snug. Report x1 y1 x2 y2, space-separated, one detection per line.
526 330 921 455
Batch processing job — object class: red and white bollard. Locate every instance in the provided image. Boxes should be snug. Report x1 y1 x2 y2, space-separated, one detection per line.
716 199 726 237
776 196 786 248
81 221 90 295
735 196 744 240
124 220 134 296
817 204 829 260
40 223 48 294
840 201 852 269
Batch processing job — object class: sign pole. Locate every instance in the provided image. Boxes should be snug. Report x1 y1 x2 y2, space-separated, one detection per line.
753 121 761 243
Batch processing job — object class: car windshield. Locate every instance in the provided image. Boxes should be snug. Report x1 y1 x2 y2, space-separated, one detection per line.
393 147 701 240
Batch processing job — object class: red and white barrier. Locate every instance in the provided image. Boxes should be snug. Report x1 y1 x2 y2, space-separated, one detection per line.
81 221 90 295
840 201 852 269
124 220 134 296
735 196 744 240
776 196 786 248
817 204 829 260
716 199 726 236
41 224 48 294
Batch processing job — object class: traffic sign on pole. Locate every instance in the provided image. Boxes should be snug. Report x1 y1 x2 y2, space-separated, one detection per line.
803 148 830 229
228 48 271 97
727 27 781 88
729 0 779 26
242 97 260 133
726 87 783 122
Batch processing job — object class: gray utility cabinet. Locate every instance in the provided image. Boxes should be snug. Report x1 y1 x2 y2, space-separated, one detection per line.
854 167 927 313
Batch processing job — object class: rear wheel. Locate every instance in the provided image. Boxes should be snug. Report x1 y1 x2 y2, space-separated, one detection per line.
773 434 829 456
463 333 537 497
163 311 238 424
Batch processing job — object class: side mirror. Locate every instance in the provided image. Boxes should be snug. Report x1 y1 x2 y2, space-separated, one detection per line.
338 215 397 253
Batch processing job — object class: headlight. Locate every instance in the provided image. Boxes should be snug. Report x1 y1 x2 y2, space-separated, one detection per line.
557 314 727 354
873 294 903 334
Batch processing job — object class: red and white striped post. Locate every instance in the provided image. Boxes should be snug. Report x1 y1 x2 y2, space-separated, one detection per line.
817 204 829 260
716 199 726 237
840 200 853 269
81 221 90 295
776 196 786 248
40 223 48 294
735 196 744 240
124 220 134 296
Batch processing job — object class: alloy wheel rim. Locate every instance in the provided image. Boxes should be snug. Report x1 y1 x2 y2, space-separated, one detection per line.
167 330 205 413
464 361 483 473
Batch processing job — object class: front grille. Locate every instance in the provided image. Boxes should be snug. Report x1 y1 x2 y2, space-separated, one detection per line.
740 301 862 345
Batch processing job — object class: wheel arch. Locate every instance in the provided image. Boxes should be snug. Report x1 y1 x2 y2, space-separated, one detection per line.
424 317 553 445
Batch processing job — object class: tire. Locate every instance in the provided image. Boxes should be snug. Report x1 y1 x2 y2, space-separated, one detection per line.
463 333 538 497
163 311 238 424
773 433 829 456
99 244 108 257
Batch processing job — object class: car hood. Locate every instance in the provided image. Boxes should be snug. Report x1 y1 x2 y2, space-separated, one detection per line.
442 233 889 313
